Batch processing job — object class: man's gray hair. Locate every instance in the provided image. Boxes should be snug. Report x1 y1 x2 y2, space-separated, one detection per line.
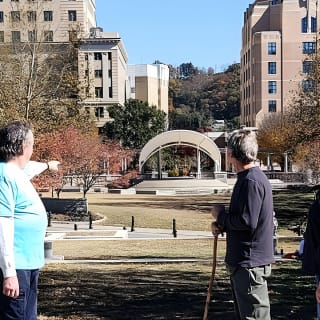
227 128 258 164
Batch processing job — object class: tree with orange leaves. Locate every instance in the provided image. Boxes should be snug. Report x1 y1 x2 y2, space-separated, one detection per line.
32 127 133 197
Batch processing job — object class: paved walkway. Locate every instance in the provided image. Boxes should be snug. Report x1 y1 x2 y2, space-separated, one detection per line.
46 221 215 240
45 221 299 265
45 221 220 263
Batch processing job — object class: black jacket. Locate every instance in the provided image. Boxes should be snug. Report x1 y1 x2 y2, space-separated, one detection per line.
217 166 274 268
302 200 320 275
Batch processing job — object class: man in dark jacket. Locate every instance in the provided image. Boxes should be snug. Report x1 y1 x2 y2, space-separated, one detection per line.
212 128 274 320
302 185 320 320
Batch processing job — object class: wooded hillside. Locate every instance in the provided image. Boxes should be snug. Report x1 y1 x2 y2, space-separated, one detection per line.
168 62 240 131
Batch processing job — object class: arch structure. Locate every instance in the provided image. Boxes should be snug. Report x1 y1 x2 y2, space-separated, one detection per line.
139 130 221 178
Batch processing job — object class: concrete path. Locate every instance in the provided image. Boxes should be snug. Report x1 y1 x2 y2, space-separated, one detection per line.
45 221 218 263
46 221 215 240
45 221 298 264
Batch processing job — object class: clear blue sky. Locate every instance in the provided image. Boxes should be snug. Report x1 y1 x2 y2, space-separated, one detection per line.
95 0 251 72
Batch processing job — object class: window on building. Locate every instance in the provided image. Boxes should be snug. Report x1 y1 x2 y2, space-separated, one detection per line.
11 31 21 42
268 62 276 74
303 60 314 74
43 30 53 42
303 42 316 54
44 11 53 21
311 17 317 32
301 16 317 33
108 69 112 77
302 79 314 92
11 11 20 22
68 30 77 41
268 81 277 94
108 52 112 60
302 17 307 33
271 0 281 4
68 10 77 21
95 107 104 118
95 87 103 98
0 31 4 42
28 30 36 42
27 11 36 22
268 100 277 112
0 12 3 23
268 42 276 55
94 52 102 60
95 70 103 78
109 87 113 98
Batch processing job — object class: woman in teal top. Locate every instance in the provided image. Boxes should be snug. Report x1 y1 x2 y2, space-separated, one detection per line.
0 121 59 320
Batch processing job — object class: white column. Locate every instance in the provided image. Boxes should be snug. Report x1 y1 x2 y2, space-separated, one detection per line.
284 152 288 173
197 149 201 179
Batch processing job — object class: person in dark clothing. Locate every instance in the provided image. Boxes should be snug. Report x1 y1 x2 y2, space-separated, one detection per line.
211 128 274 320
302 185 320 320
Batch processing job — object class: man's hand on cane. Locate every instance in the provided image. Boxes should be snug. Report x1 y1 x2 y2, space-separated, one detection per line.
211 204 225 236
211 221 222 236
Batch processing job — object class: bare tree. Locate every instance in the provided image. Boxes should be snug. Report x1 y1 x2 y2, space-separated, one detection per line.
0 1 94 132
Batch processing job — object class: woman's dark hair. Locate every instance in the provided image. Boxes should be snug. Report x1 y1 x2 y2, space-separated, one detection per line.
0 121 32 162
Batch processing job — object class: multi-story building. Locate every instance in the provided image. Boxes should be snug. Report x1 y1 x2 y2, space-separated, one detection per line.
79 28 128 129
0 0 169 130
0 0 96 43
127 64 169 116
241 0 319 127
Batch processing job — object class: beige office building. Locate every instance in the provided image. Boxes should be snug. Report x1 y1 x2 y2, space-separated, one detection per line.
0 0 169 130
79 28 128 129
241 0 319 127
0 0 96 43
127 64 169 116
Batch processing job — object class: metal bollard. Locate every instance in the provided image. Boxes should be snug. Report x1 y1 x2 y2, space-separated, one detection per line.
47 211 52 227
44 240 53 259
88 211 93 229
131 216 135 232
173 218 177 238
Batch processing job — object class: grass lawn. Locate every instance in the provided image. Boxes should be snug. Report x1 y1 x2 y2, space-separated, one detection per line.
37 189 317 319
38 260 316 320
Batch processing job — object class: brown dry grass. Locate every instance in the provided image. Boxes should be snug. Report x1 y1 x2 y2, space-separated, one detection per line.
36 189 314 319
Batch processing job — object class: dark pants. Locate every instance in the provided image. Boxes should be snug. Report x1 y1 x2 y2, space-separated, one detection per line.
0 269 39 320
227 264 271 320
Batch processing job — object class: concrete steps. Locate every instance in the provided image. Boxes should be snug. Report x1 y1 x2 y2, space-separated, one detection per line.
134 178 232 195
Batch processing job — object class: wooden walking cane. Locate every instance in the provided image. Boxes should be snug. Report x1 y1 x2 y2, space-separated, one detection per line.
203 234 218 320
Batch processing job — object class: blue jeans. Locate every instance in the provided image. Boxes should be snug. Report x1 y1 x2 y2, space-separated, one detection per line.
317 275 320 320
0 269 39 320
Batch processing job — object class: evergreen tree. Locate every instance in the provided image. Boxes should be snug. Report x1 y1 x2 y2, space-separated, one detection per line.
103 99 166 149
